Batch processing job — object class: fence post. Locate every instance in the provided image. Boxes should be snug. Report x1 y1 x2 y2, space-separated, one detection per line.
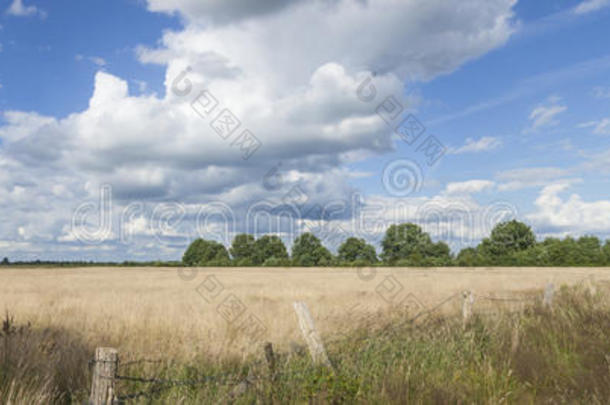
462 291 474 327
293 301 332 369
543 283 554 308
264 342 276 376
89 347 118 405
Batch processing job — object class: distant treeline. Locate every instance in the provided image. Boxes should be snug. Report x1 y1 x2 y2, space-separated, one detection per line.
0 258 182 268
4 220 610 268
182 220 610 267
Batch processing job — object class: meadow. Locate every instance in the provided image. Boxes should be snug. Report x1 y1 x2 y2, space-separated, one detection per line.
1 266 609 403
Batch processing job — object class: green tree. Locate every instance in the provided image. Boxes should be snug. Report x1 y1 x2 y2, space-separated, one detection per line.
456 247 483 266
182 238 230 266
229 234 256 265
426 241 452 265
603 240 610 265
291 233 332 266
381 223 437 264
337 237 378 264
479 220 536 259
1 257 8 266
576 235 603 266
253 235 289 265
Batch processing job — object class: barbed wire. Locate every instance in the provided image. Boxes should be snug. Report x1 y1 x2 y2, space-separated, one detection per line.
472 293 536 302
119 359 164 368
102 276 605 402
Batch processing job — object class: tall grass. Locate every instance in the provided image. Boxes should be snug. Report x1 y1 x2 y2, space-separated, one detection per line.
2 283 608 403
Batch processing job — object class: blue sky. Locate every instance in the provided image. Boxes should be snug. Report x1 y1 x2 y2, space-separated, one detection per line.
1 0 610 261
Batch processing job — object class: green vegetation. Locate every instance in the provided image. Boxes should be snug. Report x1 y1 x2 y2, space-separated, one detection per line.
291 233 333 266
3 220 610 268
180 219 610 267
337 237 377 265
182 238 230 267
3 285 608 403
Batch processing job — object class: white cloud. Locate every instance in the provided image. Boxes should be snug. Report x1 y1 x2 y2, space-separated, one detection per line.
90 57 107 67
146 0 306 24
6 0 46 18
528 182 610 234
444 180 495 195
574 0 610 14
579 118 610 135
496 167 572 191
449 136 502 154
592 118 610 135
0 0 519 259
526 98 567 131
75 54 107 67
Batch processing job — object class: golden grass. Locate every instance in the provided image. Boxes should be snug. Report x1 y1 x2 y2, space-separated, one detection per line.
1 266 609 364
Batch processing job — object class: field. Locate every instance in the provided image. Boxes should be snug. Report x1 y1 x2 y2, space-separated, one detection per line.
1 267 610 403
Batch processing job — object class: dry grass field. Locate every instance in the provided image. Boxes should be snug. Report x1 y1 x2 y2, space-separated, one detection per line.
1 266 609 361
1 266 610 403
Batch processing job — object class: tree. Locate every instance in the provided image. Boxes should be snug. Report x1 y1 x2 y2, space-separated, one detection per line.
1 257 8 266
182 238 230 266
291 233 332 266
253 235 289 265
381 223 438 264
576 235 603 266
337 237 377 264
602 240 610 265
456 247 482 266
480 220 536 259
229 234 256 265
426 241 452 265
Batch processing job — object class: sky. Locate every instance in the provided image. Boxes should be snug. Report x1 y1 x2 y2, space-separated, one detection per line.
1 0 610 261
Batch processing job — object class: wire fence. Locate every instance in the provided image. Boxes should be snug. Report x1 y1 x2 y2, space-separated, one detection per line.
88 274 603 404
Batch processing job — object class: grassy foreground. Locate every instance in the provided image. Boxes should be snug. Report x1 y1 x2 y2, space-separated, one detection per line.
1 284 609 404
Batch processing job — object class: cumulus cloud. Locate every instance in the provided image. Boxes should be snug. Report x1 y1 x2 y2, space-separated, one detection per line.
6 0 46 18
449 136 502 154
146 0 307 24
528 182 610 235
574 0 610 14
0 0 520 259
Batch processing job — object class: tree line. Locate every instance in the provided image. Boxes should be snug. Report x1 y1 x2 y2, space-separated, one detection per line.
182 220 610 267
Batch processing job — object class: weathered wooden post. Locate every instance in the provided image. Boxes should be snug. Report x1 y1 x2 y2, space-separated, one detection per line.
293 301 332 368
89 347 118 405
543 283 554 308
264 342 276 376
462 290 474 327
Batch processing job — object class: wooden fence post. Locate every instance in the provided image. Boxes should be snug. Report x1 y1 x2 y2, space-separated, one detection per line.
462 291 474 327
543 283 554 308
293 301 332 368
264 342 276 376
89 347 118 405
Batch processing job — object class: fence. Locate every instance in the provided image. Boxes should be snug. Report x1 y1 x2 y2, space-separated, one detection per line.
88 276 599 404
